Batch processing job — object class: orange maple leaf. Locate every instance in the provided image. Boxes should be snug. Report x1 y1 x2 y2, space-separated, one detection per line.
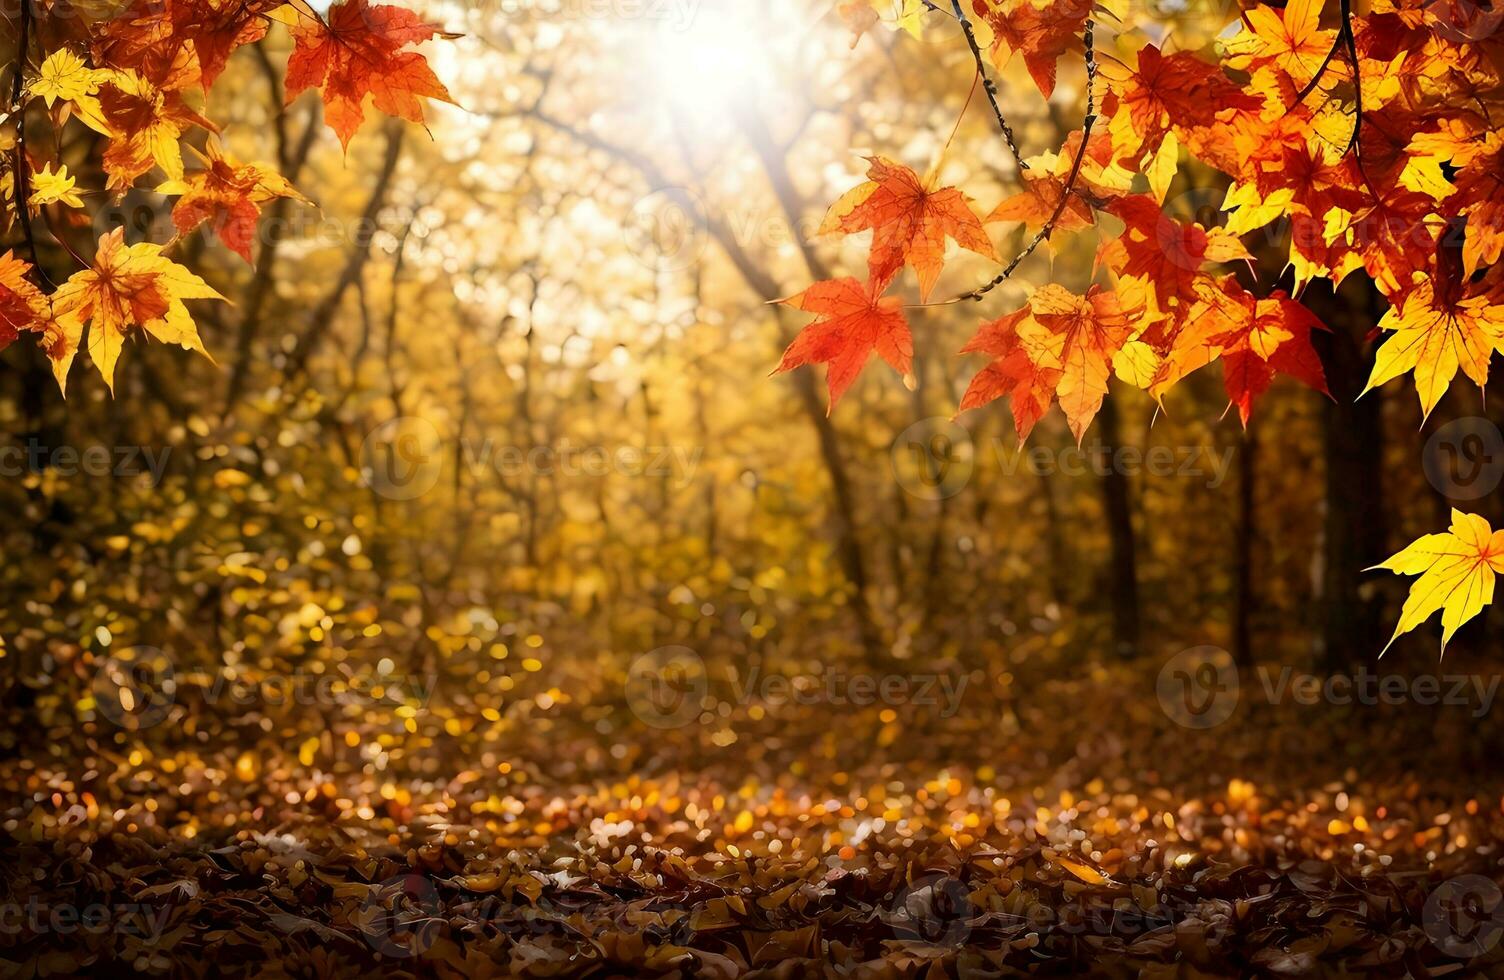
52 228 224 394
960 284 1136 443
775 278 912 412
1106 195 1252 313
97 69 216 191
972 0 1091 98
96 0 284 89
286 0 458 150
820 157 997 301
958 305 1063 441
1152 278 1330 423
0 252 47 352
159 140 313 264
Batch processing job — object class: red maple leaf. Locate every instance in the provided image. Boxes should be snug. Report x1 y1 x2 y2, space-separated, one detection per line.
775 278 912 411
820 157 997 301
286 0 458 149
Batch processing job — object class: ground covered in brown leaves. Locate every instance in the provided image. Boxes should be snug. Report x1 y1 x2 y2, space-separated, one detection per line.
5 653 1504 978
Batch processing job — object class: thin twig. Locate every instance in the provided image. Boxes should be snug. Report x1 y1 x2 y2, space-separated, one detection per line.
9 1 49 289
924 17 1098 307
949 0 1027 170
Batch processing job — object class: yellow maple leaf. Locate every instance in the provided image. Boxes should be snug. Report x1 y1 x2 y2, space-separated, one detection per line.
52 228 223 394
28 49 113 136
1361 280 1504 421
1372 510 1504 655
29 164 85 210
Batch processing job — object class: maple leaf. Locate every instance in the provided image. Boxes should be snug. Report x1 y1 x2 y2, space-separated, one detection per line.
97 69 216 191
1106 195 1252 314
1101 45 1264 168
775 278 911 412
0 252 47 352
1372 510 1504 655
1224 0 1337 85
30 164 85 211
1361 278 1504 420
972 0 1090 98
1031 285 1137 443
286 0 458 150
987 133 1129 232
960 284 1136 443
820 157 996 301
1447 129 1504 275
158 140 313 263
958 306 1063 441
1153 279 1330 423
28 49 113 135
96 0 284 90
51 228 224 394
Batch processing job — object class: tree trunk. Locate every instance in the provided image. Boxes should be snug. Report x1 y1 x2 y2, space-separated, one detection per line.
1096 390 1141 658
1233 427 1258 669
1309 280 1388 670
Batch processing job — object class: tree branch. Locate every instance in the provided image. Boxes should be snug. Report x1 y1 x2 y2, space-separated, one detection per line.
949 0 1027 170
937 17 1097 306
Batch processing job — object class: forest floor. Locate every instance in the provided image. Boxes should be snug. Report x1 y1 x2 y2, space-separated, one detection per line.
4 650 1504 978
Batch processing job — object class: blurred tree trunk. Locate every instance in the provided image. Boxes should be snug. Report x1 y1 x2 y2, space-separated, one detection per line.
1308 280 1388 670
1234 427 1258 669
1096 389 1141 658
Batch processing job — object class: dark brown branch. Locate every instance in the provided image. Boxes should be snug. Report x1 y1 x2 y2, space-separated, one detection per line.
949 0 1027 170
939 17 1097 306
9 1 48 288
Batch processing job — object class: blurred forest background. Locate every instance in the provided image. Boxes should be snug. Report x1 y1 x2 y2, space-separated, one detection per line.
4 0 1503 822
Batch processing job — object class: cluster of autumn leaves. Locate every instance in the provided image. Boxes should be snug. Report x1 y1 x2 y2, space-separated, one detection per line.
0 0 455 392
800 0 1504 651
